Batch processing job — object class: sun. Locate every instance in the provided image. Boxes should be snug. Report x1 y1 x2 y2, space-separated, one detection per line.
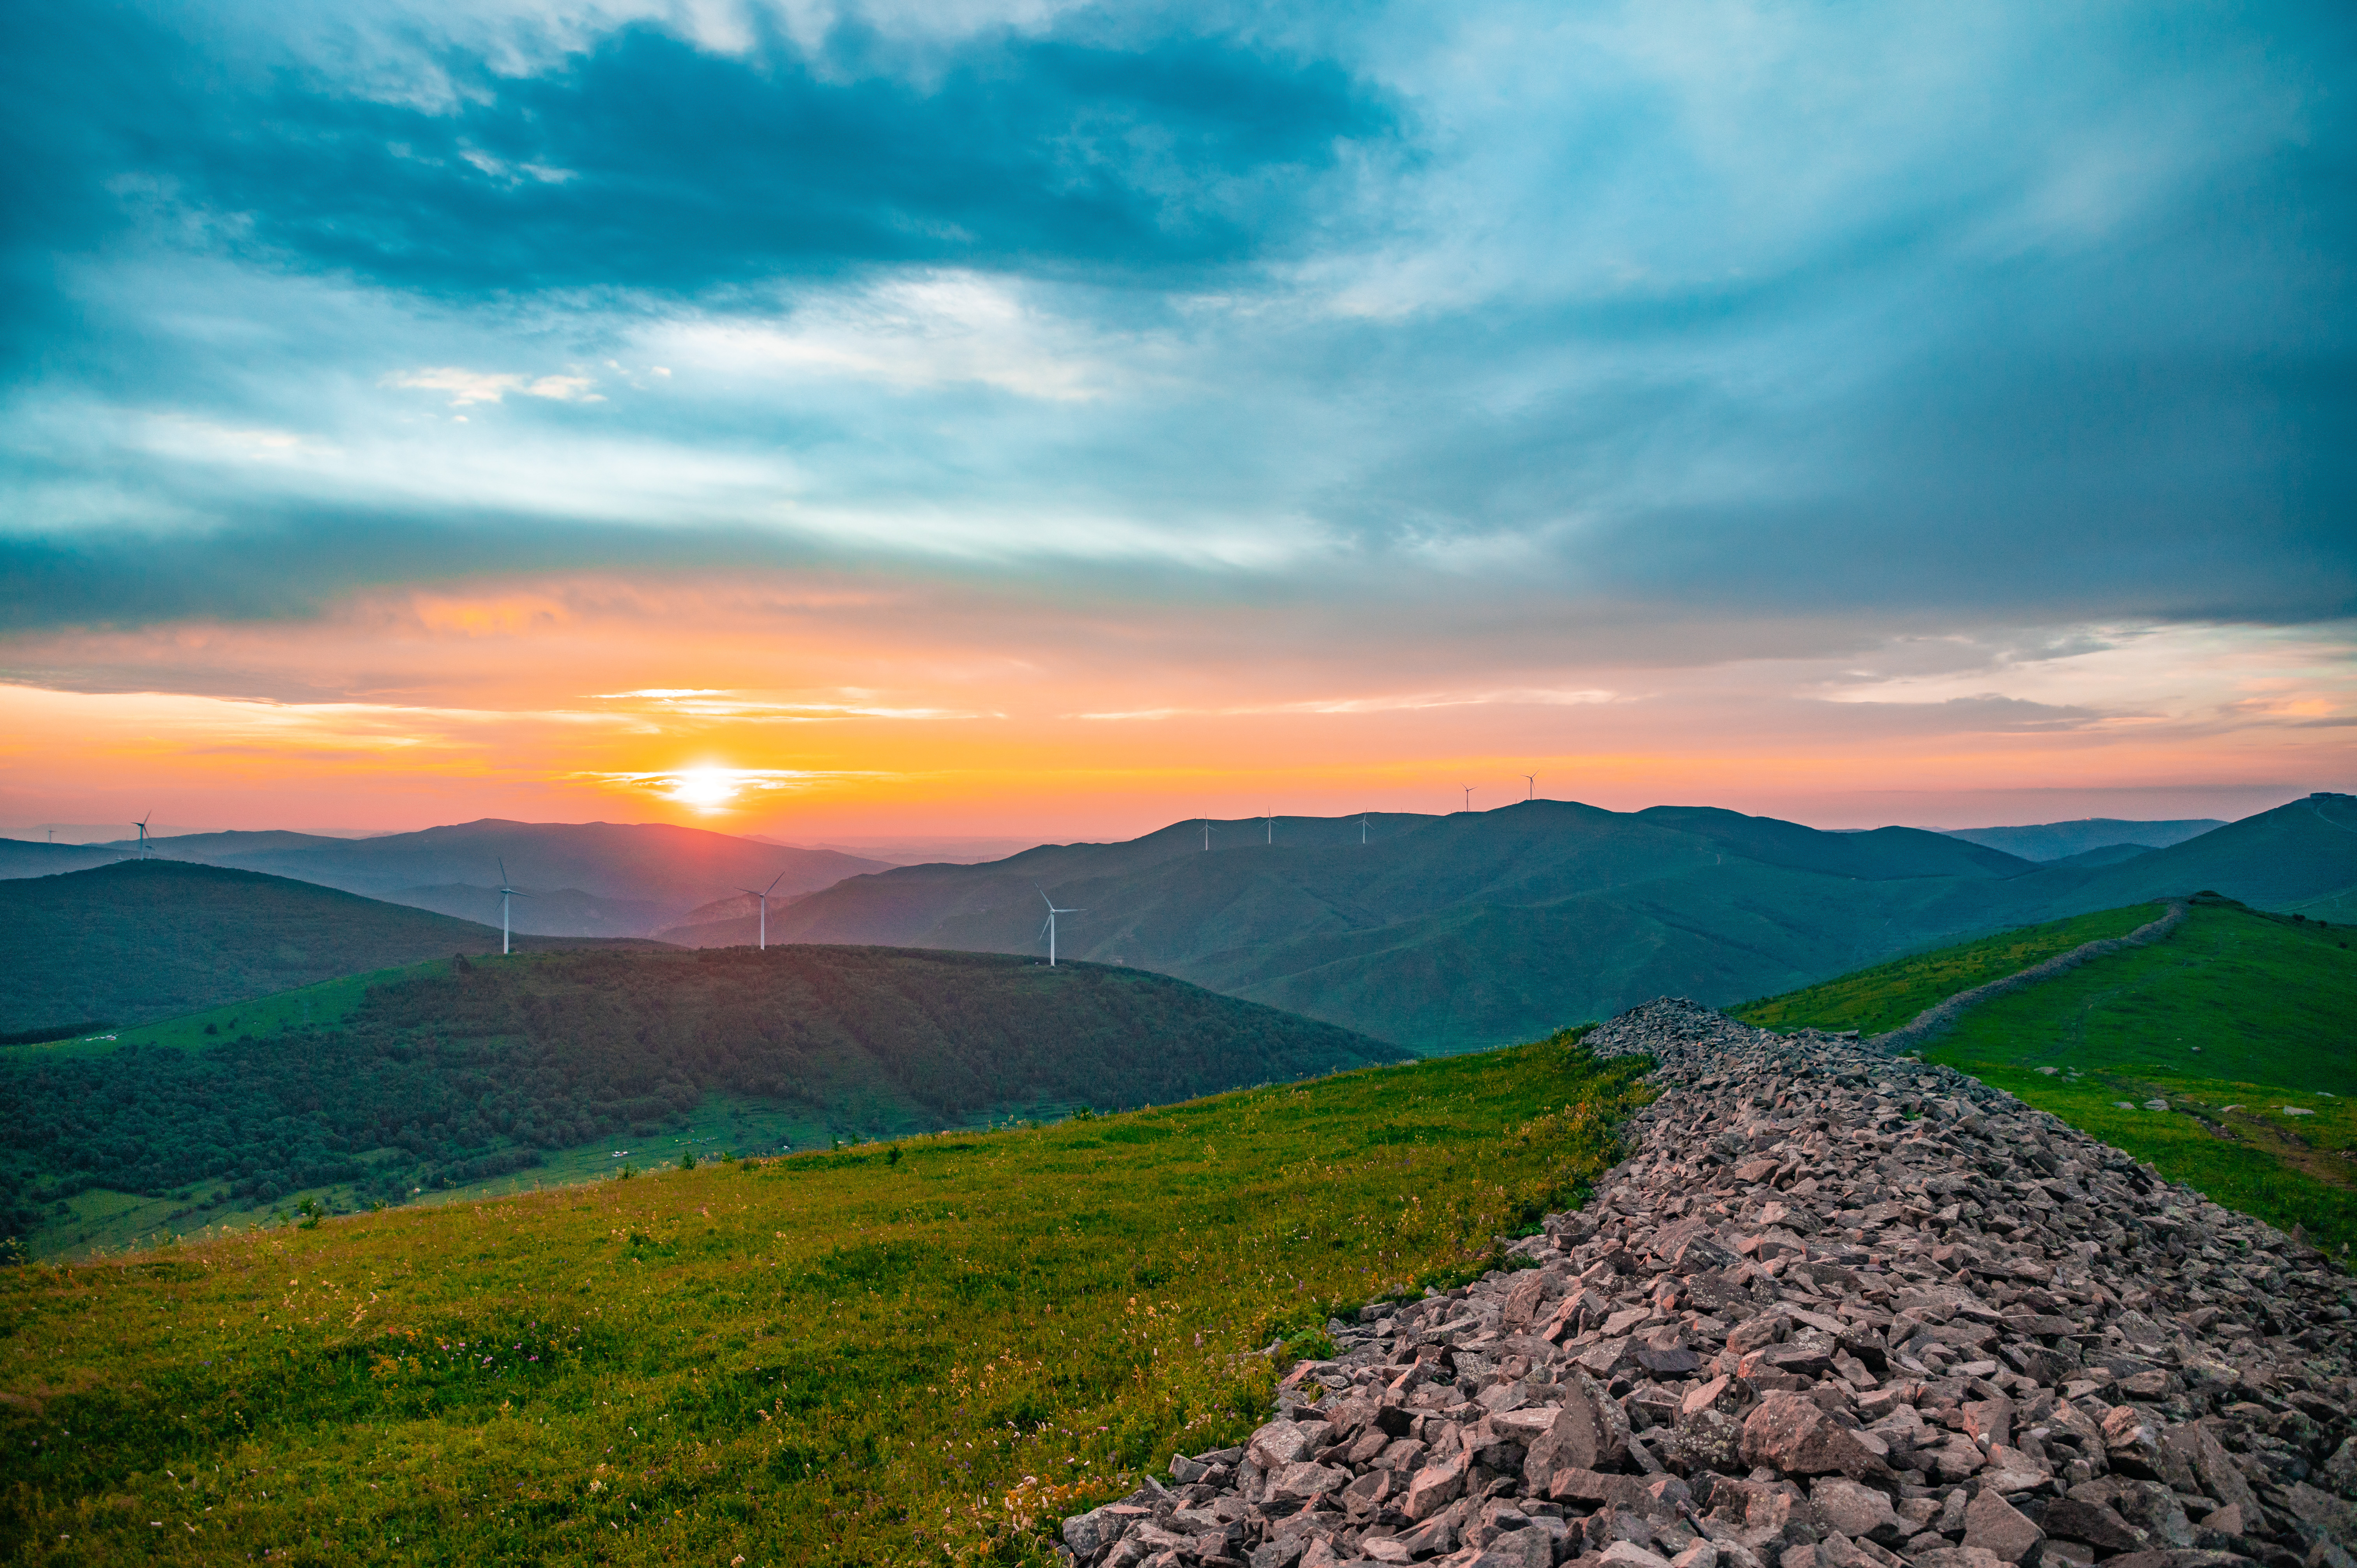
667 766 741 812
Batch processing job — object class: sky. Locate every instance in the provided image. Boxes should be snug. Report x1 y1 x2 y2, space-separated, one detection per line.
3 0 2353 845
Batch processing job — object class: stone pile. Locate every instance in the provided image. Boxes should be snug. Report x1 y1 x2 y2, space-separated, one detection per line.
1060 999 2357 1568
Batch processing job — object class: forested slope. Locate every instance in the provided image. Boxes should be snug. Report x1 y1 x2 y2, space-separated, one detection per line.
0 945 1404 1249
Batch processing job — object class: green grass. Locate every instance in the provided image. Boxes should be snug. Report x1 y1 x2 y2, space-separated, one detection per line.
1919 900 2357 1254
0 1031 1650 1566
0 966 404 1063
1741 896 2357 1256
1731 902 2165 1037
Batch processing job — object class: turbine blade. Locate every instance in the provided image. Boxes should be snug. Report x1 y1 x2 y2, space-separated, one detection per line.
765 872 785 894
1039 916 1053 943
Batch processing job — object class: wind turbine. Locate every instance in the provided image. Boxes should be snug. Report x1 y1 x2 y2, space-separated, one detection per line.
737 871 786 951
134 811 154 858
1360 814 1369 846
1264 808 1274 846
1037 888 1083 966
496 857 530 955
1524 774 1535 800
1201 818 1214 851
1462 786 1474 813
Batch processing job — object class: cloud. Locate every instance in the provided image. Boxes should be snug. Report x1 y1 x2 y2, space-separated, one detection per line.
383 367 604 405
4 5 1395 302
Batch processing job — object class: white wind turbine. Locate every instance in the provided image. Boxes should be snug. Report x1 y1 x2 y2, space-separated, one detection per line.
496 857 530 955
1264 807 1274 845
1461 785 1475 813
1360 814 1369 846
737 871 785 950
1038 888 1083 966
135 811 154 858
1201 818 1215 851
1525 774 1535 800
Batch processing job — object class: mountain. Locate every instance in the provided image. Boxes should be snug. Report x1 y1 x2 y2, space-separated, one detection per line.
674 796 2350 1054
0 839 125 879
0 945 1406 1247
1940 817 2224 860
2040 843 2155 870
106 819 891 936
2022 793 2357 912
0 860 668 1034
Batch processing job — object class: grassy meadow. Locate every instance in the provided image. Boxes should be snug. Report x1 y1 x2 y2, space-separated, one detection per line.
1732 902 2165 1037
0 1032 1649 1566
1745 898 2357 1255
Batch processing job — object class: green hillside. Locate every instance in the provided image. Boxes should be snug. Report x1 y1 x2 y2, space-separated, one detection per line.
0 1034 1648 1565
0 860 666 1035
1732 902 2166 1036
719 795 2356 1053
1741 897 2357 1253
0 945 1405 1256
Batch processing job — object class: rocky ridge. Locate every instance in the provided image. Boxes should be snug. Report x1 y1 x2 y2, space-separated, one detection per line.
1060 999 2357 1568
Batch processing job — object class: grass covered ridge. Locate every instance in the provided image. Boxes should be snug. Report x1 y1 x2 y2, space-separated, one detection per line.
1740 896 2357 1256
0 1031 1650 1566
1919 898 2357 1255
1732 902 2165 1038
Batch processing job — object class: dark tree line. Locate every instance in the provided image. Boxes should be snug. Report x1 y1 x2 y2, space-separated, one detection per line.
0 945 1401 1248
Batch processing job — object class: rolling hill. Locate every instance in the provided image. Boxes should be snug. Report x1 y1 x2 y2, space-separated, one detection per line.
1737 893 2357 1252
1938 815 2224 860
0 860 667 1035
674 794 2357 1052
0 944 1408 1253
0 1036 1646 1561
69 819 891 936
0 837 125 879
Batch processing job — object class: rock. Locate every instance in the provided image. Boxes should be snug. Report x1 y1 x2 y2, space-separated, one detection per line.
1597 1542 1679 1568
1812 1478 1902 1544
1060 996 2357 1568
1265 1462 1350 1504
2042 1499 2146 1554
1742 1392 1882 1478
1962 1488 2044 1564
1405 1453 1469 1519
1524 1372 1631 1490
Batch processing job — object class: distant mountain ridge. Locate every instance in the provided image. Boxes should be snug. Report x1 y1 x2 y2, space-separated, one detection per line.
667 795 2355 1053
10 820 891 937
1939 816 2225 861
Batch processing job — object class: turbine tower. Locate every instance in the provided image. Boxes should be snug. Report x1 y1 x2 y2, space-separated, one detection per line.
1462 785 1474 813
1201 818 1214 851
134 811 154 858
737 871 786 951
1360 814 1369 846
1037 888 1083 966
1264 808 1274 846
1525 774 1535 800
496 857 530 955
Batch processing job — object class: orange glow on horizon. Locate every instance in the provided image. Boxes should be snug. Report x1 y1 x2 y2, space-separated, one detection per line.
2 577 2351 840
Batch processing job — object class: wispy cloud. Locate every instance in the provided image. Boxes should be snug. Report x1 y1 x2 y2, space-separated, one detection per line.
383 367 604 406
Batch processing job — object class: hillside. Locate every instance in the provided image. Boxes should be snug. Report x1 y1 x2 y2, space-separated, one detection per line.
1940 815 2224 859
0 1037 1646 1563
0 860 665 1035
691 796 2350 1052
0 837 124 879
1739 895 2357 1250
111 819 891 936
0 944 1406 1254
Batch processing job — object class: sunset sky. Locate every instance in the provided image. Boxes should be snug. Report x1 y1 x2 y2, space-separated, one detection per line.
3 1 2352 845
